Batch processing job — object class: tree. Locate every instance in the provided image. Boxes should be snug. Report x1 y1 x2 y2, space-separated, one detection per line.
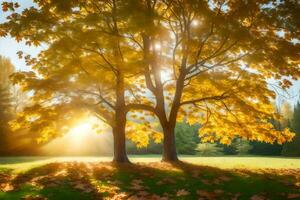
0 1 162 163
234 139 253 155
2 1 299 162
0 87 12 154
0 56 14 154
0 55 14 88
124 0 299 161
175 122 200 155
282 101 300 156
280 101 294 127
196 143 223 156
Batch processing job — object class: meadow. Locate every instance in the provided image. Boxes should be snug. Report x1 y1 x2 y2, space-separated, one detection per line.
0 156 299 200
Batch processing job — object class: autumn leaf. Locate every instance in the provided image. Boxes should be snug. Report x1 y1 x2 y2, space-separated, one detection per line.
1 183 14 192
197 189 217 199
176 189 190 196
250 194 266 200
287 193 300 199
21 195 47 200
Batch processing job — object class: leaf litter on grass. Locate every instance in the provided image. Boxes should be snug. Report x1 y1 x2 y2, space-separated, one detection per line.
0 161 299 199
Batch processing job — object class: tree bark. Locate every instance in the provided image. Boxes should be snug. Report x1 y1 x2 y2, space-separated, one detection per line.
161 72 185 162
112 69 130 163
112 124 129 163
162 125 178 162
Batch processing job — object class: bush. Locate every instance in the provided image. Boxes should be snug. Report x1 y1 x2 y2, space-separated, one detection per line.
196 143 223 156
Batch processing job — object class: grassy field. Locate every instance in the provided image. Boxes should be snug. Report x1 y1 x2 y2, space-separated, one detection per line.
1 155 300 172
0 156 299 199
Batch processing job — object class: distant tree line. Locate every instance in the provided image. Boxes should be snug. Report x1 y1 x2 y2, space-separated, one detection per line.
128 101 300 156
0 56 40 156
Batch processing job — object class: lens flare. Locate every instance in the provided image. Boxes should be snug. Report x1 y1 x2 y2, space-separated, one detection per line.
68 122 92 144
41 117 113 156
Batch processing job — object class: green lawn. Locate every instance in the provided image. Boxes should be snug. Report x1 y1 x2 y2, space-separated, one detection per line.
1 155 299 172
0 156 299 199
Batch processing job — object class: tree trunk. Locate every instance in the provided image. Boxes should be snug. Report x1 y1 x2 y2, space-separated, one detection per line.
162 126 178 162
112 125 129 163
161 72 185 162
112 70 129 163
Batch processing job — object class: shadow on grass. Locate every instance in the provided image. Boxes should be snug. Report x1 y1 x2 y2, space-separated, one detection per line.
0 161 299 199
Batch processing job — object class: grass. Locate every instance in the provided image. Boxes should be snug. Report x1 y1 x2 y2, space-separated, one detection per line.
0 156 299 199
1 155 300 172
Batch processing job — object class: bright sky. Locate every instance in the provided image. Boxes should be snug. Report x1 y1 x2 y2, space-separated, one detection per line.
0 0 299 105
0 0 42 71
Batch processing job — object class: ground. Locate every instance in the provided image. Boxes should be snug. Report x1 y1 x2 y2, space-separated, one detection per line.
0 156 299 200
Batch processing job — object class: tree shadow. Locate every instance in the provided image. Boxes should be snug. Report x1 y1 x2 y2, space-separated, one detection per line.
0 161 299 199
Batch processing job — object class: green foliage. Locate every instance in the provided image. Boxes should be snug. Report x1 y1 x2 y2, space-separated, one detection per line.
196 143 223 156
282 101 300 156
234 139 253 155
126 139 162 154
127 122 200 155
249 141 283 156
175 122 200 155
221 139 253 155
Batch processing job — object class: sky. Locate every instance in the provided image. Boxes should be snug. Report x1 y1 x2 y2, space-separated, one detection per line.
0 0 299 106
0 0 44 71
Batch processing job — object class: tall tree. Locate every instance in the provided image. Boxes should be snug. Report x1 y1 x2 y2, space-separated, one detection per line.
0 56 14 154
282 101 300 156
124 0 300 161
0 1 161 163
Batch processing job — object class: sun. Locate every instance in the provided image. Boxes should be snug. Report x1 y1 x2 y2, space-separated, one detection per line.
68 122 92 143
42 117 113 156
160 70 172 82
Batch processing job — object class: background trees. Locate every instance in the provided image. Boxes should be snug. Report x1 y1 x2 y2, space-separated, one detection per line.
0 56 14 154
175 122 200 155
282 101 300 156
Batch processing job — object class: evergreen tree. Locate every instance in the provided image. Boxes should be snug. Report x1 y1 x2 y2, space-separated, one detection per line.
0 56 14 154
175 122 200 155
235 139 253 155
196 143 223 156
282 101 300 156
0 86 12 154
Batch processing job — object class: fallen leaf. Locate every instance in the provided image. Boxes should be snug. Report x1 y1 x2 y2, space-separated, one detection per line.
201 179 212 185
214 189 224 194
231 193 241 200
137 191 149 196
287 193 300 199
250 194 266 200
109 192 128 200
176 189 190 196
21 195 47 200
219 176 231 182
2 183 14 192
197 189 216 199
74 183 86 190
